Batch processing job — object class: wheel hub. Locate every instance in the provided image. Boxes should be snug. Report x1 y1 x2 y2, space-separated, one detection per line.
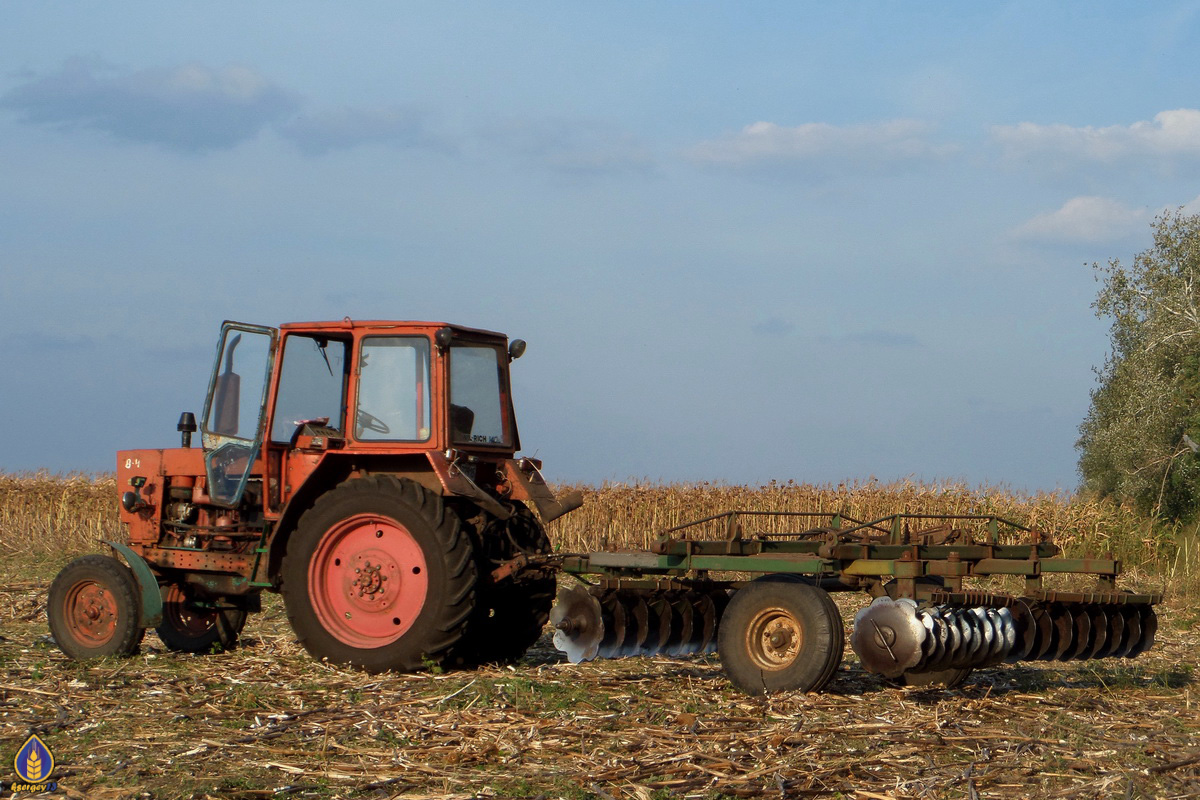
66 581 118 646
746 606 802 670
351 558 392 601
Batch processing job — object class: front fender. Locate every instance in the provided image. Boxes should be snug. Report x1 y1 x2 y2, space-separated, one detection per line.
104 541 164 627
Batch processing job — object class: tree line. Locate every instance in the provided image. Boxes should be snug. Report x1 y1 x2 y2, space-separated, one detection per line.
1078 209 1200 520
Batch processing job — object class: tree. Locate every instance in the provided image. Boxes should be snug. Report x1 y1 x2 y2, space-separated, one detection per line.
1078 209 1200 520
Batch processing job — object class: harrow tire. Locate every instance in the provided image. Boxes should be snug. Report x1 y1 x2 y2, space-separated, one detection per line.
48 555 145 660
156 584 247 654
281 476 477 672
753 574 844 690
813 586 845 691
718 580 841 695
452 506 555 666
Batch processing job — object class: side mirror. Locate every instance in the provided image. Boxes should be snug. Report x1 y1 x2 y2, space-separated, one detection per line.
508 339 527 361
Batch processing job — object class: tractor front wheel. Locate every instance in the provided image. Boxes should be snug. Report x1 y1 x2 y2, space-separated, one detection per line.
48 555 145 660
281 476 477 672
156 584 247 653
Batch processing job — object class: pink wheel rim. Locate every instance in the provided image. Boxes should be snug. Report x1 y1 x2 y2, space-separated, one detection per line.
64 580 118 647
308 513 429 648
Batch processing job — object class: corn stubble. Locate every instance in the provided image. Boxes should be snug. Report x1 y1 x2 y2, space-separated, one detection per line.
547 478 1191 588
2 470 1192 594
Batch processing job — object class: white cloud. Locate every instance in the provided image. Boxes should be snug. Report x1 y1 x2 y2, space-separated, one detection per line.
991 109 1200 164
687 119 952 168
0 57 297 152
1011 196 1150 244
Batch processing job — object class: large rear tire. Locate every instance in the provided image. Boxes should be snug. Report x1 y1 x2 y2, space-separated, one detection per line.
156 583 247 653
452 506 555 665
718 579 842 695
281 476 477 672
48 555 145 660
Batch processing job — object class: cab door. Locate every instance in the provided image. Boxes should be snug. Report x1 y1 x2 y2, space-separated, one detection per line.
200 321 278 507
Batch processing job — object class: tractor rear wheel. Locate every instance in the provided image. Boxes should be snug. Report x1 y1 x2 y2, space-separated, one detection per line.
453 506 555 665
156 584 247 653
281 476 477 672
48 555 145 660
718 579 842 695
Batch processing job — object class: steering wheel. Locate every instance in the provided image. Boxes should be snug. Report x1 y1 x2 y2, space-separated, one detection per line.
356 410 390 435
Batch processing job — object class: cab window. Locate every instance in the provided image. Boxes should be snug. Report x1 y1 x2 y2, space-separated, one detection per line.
271 335 348 443
449 344 509 446
356 336 431 441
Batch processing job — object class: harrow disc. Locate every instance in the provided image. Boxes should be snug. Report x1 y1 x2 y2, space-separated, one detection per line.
1116 606 1142 658
1094 609 1123 659
621 594 651 656
641 595 673 655
687 593 719 654
550 585 603 663
663 593 695 657
1126 606 1157 657
596 592 628 658
851 597 926 678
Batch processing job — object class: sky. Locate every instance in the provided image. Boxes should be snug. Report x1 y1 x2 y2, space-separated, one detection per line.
3 2 1200 493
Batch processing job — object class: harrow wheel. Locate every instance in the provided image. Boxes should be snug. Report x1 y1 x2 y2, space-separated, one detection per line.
48 555 144 660
156 583 247 654
282 476 477 672
718 578 843 695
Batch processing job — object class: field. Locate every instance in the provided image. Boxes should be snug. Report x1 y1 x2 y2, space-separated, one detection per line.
1 472 1199 799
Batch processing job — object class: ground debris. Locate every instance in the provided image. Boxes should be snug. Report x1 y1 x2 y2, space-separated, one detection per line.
1 586 1197 799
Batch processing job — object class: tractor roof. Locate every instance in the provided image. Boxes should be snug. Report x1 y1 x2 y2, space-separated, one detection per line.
278 319 508 338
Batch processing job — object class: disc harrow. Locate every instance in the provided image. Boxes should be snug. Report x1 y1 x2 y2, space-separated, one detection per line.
552 510 1163 695
551 584 726 661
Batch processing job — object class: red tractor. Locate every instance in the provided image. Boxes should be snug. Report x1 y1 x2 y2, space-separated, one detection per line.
49 319 581 670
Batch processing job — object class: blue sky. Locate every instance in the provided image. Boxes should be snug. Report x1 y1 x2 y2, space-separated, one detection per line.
3 2 1200 491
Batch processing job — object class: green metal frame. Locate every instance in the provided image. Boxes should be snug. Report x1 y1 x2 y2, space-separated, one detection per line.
558 510 1162 606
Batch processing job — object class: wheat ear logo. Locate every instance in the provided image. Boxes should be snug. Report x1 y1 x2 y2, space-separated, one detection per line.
14 733 54 784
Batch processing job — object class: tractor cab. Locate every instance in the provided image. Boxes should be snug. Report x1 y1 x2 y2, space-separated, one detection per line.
195 319 533 514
